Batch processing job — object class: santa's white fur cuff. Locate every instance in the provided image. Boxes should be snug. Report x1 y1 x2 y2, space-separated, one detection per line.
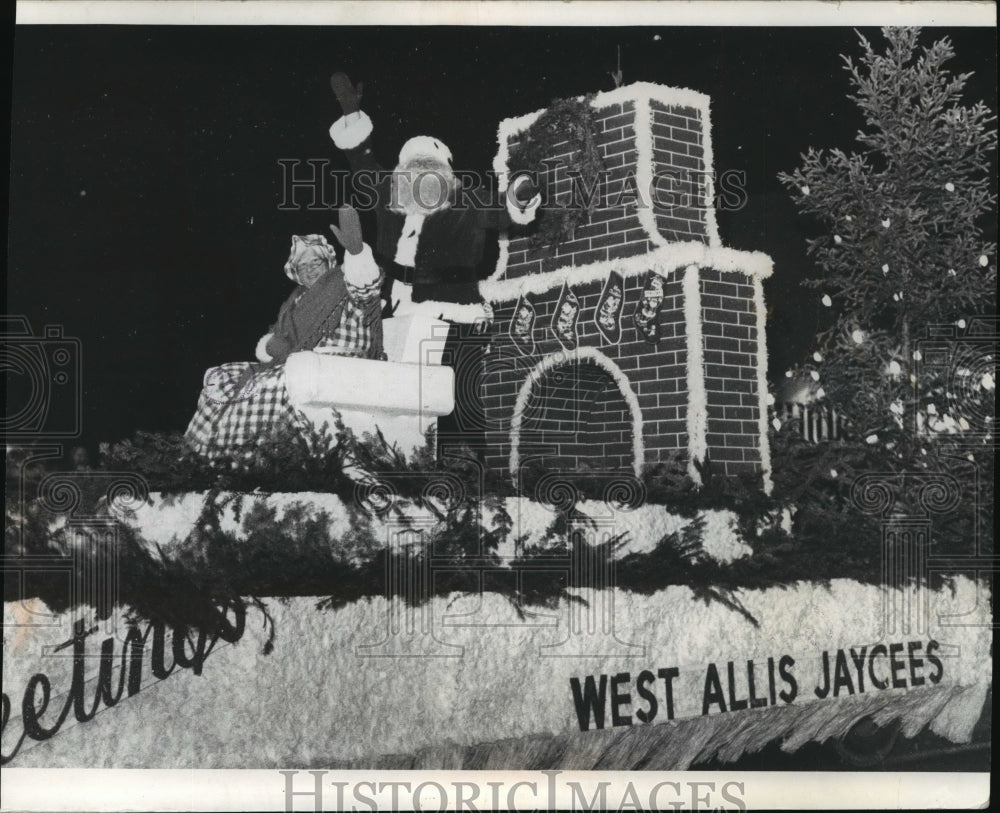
329 111 373 150
506 175 541 225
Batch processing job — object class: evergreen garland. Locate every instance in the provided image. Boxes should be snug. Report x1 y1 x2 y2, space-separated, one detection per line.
9 413 987 646
11 437 973 646
507 95 605 251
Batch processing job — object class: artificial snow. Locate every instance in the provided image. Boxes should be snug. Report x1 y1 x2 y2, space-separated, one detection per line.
482 242 773 304
108 491 750 565
683 265 708 484
4 576 989 769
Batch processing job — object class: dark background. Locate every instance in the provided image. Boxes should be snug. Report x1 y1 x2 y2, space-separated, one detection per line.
5 25 997 451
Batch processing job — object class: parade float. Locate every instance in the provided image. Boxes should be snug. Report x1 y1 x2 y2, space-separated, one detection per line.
2 81 991 770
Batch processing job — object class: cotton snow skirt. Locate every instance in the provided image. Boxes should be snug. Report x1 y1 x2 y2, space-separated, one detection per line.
184 361 312 459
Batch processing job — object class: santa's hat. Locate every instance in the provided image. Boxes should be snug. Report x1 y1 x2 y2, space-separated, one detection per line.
398 135 452 167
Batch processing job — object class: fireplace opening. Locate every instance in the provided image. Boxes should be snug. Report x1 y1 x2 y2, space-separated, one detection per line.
512 357 640 475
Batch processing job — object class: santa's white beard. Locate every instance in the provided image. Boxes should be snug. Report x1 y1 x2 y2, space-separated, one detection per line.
389 158 456 216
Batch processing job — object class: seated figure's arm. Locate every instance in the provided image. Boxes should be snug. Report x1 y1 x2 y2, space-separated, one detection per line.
342 244 384 304
257 288 302 363
330 205 383 304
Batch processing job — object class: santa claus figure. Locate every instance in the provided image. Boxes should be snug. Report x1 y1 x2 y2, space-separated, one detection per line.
327 73 541 321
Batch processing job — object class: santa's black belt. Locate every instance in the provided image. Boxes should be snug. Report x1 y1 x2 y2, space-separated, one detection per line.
387 262 476 287
382 262 482 305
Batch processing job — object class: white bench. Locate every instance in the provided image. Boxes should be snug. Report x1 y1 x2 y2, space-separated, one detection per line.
283 313 455 457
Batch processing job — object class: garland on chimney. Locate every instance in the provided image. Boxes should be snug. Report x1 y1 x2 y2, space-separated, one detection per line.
506 94 604 251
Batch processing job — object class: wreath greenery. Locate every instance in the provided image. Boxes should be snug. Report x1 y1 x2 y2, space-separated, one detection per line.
507 94 605 252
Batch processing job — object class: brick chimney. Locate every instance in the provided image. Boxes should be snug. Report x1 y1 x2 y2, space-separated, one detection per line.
478 82 774 492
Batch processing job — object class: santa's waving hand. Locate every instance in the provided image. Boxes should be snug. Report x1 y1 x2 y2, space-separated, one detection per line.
327 72 540 327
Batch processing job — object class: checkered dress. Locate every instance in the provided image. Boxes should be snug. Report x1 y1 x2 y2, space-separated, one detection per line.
185 275 383 459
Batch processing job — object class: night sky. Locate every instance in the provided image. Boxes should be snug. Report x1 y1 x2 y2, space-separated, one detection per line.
6 24 997 451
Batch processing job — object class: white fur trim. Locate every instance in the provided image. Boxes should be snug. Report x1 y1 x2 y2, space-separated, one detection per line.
255 333 274 363
329 110 373 150
506 177 541 225
394 214 425 267
403 300 492 325
399 135 452 166
753 276 774 495
391 285 490 324
342 242 379 288
683 265 707 484
481 242 773 303
509 346 644 481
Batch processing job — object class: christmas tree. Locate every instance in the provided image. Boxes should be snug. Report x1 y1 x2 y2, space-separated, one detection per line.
778 27 996 444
